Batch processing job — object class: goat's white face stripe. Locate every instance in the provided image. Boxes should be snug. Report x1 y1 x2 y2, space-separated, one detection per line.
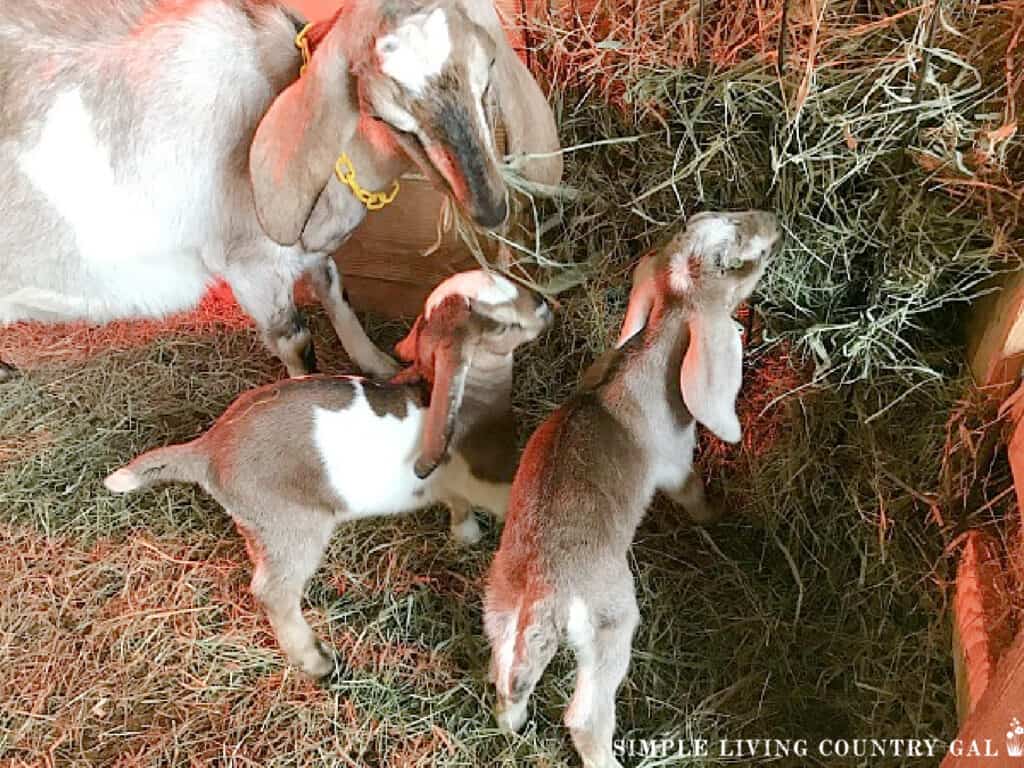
670 216 738 292
377 8 451 95
425 270 519 317
468 40 494 152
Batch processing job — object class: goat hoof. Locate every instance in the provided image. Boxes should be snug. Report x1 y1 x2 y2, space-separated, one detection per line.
0 361 19 383
299 640 338 680
495 702 528 733
452 516 483 546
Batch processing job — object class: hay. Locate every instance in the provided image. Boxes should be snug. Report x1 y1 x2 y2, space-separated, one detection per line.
501 0 1023 391
2 0 1024 763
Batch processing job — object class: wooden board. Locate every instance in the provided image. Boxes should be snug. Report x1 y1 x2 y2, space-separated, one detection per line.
951 531 1014 724
942 630 1024 768
336 177 477 318
966 269 1024 395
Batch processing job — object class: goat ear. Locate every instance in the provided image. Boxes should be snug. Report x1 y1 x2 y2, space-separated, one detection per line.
414 334 472 479
458 0 562 186
394 315 425 362
615 255 661 348
679 311 743 443
300 177 367 253
249 27 360 246
615 279 657 348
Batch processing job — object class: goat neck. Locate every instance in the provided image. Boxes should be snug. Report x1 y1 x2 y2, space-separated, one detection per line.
598 294 692 445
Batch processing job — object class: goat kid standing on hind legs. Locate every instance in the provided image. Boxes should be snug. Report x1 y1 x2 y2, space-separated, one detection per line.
486 211 781 768
0 0 560 379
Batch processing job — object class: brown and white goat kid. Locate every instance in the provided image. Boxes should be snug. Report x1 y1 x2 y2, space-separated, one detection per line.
484 211 781 768
0 0 560 380
105 270 551 678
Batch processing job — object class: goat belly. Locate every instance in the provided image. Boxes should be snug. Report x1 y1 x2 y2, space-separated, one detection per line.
312 390 438 520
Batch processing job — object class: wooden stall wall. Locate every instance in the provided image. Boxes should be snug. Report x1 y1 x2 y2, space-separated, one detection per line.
943 284 1024 766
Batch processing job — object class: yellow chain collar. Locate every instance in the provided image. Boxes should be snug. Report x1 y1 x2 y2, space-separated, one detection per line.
296 26 400 211
335 153 401 211
295 23 313 76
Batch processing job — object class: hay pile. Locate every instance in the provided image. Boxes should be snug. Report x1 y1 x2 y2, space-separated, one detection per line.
2 1 1024 764
491 0 1024 753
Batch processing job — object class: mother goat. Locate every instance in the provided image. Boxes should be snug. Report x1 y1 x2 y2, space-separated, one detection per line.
0 0 560 378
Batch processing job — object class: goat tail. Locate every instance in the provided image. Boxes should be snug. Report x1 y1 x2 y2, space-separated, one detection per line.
104 440 209 494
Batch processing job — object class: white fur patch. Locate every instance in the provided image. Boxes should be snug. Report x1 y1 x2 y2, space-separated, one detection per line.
669 255 692 293
377 8 451 95
689 215 735 249
565 597 595 729
670 215 737 292
18 90 155 263
744 233 775 263
12 88 213 321
103 468 141 494
314 382 440 518
566 597 594 649
493 608 520 696
425 270 519 318
468 40 495 152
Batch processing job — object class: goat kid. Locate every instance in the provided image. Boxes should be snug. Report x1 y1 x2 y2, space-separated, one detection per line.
105 270 551 678
0 0 561 378
484 211 781 768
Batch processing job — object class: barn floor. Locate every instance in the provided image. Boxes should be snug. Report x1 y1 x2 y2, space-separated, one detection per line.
0 292 970 767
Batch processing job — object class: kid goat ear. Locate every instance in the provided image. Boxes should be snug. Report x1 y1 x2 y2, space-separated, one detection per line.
679 310 744 443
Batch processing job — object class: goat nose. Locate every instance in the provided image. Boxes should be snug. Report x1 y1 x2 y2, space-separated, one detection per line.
474 198 508 230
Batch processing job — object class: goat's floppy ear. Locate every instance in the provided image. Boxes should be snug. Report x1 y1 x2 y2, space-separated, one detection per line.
458 0 562 186
415 335 472 479
410 298 474 479
249 21 361 246
615 255 660 348
680 310 743 443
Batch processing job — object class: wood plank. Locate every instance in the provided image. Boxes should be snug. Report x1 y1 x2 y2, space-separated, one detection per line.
333 176 477 318
951 531 1014 724
942 630 1024 767
967 269 1024 394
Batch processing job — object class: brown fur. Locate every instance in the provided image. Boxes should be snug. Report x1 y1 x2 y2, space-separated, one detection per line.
484 211 781 768
106 270 552 679
0 0 560 380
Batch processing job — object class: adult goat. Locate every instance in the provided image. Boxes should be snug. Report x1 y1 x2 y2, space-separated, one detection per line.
0 0 561 378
